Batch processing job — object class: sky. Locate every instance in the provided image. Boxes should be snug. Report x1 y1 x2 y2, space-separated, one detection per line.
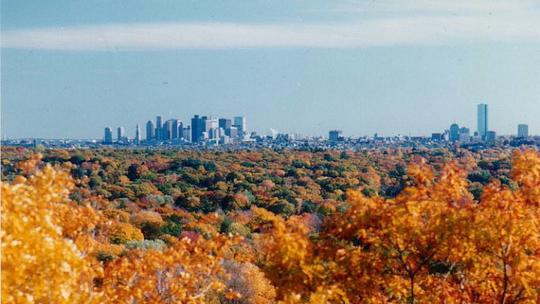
2 0 540 139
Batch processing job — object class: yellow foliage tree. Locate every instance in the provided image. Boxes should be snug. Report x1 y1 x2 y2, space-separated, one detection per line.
1 165 101 303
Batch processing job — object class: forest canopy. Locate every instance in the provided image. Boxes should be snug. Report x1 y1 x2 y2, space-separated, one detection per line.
2 147 539 303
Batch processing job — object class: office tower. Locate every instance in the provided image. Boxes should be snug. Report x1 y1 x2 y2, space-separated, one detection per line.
146 120 154 141
134 124 140 144
161 119 171 140
191 115 205 143
155 116 163 141
177 122 184 140
103 127 113 144
162 119 178 140
170 119 179 139
183 126 191 142
517 124 529 138
329 130 343 142
117 127 125 142
477 104 488 140
205 117 218 139
208 128 219 141
219 118 232 130
449 123 460 142
229 126 238 139
205 117 218 130
233 116 246 137
222 118 233 137
219 135 231 145
200 116 207 130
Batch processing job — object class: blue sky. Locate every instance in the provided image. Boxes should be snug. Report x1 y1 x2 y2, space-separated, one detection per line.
2 0 540 139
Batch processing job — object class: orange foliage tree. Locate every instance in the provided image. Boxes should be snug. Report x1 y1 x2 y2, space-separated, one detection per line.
1 165 102 303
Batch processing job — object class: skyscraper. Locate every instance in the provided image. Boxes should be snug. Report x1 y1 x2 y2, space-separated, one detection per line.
518 124 529 138
228 126 238 139
219 118 232 130
134 124 140 144
146 120 154 141
177 122 184 140
103 127 113 144
477 104 488 140
171 119 179 139
183 125 191 142
164 120 174 140
117 127 124 142
205 117 218 139
155 116 163 141
233 116 246 137
191 115 205 143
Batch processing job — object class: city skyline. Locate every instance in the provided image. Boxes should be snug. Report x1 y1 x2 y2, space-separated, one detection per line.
98 104 534 146
2 102 536 140
2 0 540 139
92 103 536 141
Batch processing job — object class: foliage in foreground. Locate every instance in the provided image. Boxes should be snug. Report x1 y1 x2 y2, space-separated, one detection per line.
2 149 540 303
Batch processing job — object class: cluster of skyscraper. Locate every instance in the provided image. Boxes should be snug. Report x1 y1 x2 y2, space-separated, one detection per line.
103 115 247 145
190 115 246 144
103 104 532 146
434 103 530 143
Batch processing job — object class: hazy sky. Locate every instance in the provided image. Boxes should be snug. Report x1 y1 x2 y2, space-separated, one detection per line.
2 0 540 139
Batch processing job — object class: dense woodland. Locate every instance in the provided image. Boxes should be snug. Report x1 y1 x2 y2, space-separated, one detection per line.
2 146 540 303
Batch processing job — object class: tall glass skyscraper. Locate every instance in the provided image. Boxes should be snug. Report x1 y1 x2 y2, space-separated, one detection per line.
117 127 124 141
191 115 205 143
477 104 488 140
155 116 162 140
103 127 113 144
146 120 154 141
233 116 246 137
518 124 529 138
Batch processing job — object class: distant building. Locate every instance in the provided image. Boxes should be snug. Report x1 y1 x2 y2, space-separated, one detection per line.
459 127 470 142
134 124 140 144
477 104 488 140
431 133 443 141
219 135 232 145
117 127 125 142
518 124 529 138
269 128 279 139
486 131 497 142
164 120 174 140
205 117 219 139
183 126 191 142
103 127 113 144
449 123 460 142
228 126 239 139
177 122 184 140
208 127 219 141
219 118 232 130
191 115 205 143
170 119 179 139
233 116 247 137
155 116 163 140
329 130 343 142
146 120 154 141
